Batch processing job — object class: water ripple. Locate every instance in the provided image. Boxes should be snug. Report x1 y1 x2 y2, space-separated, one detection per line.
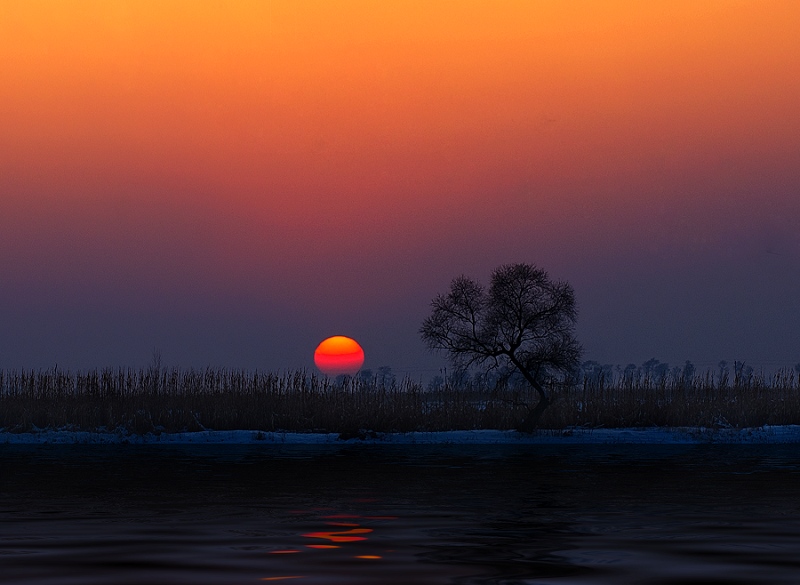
1 444 799 583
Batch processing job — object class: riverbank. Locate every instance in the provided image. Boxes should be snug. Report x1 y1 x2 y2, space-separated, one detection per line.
3 425 800 445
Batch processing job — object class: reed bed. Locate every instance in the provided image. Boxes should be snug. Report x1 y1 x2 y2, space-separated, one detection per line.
543 369 800 429
1 367 799 434
0 368 525 434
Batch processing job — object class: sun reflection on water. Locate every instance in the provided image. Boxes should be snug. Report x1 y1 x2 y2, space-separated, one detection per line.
261 511 396 581
302 527 372 542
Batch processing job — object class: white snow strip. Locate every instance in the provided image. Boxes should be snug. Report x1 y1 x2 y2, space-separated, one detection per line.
2 426 800 445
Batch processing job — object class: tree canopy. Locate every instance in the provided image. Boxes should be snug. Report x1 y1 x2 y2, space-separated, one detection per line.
420 263 582 430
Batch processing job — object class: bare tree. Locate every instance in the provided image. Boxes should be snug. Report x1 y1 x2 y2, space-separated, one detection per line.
420 263 582 432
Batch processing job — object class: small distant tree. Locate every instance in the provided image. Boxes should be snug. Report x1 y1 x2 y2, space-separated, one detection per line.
642 358 661 378
581 360 602 383
653 362 670 383
734 361 754 386
447 368 471 388
718 360 729 388
622 363 639 384
427 375 444 392
670 366 682 385
376 366 395 387
420 263 582 432
581 361 614 385
358 369 374 385
682 360 696 382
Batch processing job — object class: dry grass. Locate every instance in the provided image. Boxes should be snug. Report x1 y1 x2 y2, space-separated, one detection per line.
1 367 799 434
541 369 800 429
0 368 525 434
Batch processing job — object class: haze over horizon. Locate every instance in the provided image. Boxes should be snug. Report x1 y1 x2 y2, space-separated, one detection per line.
2 1 799 379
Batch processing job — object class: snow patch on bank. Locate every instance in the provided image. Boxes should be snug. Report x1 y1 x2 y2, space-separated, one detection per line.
2 426 800 445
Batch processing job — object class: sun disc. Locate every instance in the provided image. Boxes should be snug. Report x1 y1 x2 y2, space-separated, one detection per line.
314 336 365 376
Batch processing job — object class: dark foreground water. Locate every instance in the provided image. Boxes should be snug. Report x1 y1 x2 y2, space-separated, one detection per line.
1 444 800 584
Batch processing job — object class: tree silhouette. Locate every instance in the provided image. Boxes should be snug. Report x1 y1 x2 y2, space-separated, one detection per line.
420 263 582 431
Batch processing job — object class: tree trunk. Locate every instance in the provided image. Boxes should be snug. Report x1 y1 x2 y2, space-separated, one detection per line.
507 353 550 433
517 393 550 433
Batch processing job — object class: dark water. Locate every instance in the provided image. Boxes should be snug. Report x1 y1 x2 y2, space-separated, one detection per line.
1 444 800 584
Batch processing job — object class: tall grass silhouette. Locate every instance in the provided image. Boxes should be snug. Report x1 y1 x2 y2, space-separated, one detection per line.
1 367 799 434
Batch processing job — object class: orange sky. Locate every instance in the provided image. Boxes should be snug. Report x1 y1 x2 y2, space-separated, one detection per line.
1 1 799 372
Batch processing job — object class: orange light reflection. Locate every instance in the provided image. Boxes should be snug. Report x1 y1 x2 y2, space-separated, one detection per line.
302 528 372 543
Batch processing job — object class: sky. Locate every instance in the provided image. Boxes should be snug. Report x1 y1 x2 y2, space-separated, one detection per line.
1 1 799 379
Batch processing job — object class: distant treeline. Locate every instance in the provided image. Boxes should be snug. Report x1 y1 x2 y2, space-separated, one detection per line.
1 364 799 434
427 358 800 391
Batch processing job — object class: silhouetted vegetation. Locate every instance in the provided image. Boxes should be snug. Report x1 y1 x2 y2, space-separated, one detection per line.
421 263 582 431
2 364 800 435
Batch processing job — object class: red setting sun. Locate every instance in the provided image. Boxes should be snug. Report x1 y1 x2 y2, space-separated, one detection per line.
313 336 365 376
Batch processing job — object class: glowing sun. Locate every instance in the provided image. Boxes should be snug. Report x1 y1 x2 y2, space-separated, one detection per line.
314 336 365 376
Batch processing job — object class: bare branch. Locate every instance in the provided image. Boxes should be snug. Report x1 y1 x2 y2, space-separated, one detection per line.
420 263 583 431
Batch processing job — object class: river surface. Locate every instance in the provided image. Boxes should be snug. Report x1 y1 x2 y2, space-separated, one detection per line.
1 444 800 584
